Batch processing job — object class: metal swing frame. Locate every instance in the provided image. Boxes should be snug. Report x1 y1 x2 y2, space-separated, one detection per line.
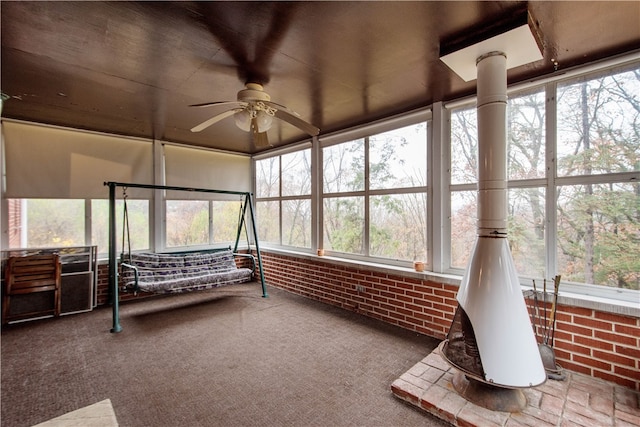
105 181 268 333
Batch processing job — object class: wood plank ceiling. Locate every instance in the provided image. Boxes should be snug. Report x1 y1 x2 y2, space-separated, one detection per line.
2 1 639 154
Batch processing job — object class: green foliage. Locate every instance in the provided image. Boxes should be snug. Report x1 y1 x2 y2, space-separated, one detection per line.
322 126 428 259
27 199 84 247
324 197 363 253
555 69 640 289
212 201 244 243
257 201 279 244
283 199 311 247
89 199 149 254
558 184 639 289
166 201 206 247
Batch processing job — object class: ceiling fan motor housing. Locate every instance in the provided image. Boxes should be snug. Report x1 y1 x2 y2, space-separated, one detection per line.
238 83 271 103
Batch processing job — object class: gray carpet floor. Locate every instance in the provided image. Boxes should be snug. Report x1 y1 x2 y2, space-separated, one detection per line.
1 284 448 427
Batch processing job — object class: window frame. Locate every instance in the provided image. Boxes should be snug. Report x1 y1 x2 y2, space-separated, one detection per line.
254 108 432 268
253 142 314 251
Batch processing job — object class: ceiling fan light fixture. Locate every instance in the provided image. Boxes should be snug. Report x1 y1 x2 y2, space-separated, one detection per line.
190 83 319 138
255 109 274 133
234 109 252 132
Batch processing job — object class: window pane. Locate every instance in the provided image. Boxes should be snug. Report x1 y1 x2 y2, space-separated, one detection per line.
557 183 639 290
451 188 547 277
370 123 427 190
557 67 640 176
323 196 364 254
508 188 546 277
256 157 280 198
92 199 149 254
323 140 365 193
257 200 279 244
212 201 243 244
166 200 208 248
282 149 311 196
450 191 477 268
370 193 427 261
450 107 478 184
508 90 546 180
8 199 85 248
282 199 311 248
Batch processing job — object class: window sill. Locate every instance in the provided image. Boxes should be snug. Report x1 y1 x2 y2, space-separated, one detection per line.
259 247 640 319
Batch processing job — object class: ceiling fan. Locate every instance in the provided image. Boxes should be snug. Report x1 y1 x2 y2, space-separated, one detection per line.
189 83 319 147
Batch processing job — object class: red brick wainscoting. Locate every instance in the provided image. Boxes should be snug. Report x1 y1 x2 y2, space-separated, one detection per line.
258 251 457 340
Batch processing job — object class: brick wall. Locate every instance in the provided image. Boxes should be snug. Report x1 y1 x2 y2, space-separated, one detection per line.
7 199 22 248
96 250 640 391
96 262 149 306
551 305 639 390
97 263 109 306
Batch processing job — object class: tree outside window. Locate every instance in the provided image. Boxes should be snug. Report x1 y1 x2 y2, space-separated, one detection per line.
556 67 639 289
322 123 428 261
255 149 312 249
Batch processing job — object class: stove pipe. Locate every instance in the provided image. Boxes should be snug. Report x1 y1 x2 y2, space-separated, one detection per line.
442 52 546 389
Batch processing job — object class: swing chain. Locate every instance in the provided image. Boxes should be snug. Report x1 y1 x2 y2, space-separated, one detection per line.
121 187 132 263
237 196 251 251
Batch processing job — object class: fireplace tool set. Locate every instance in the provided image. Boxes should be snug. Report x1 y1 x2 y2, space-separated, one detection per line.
528 275 565 381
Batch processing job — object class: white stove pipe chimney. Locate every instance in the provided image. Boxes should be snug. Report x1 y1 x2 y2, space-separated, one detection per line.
438 14 547 407
477 52 508 237
452 51 546 388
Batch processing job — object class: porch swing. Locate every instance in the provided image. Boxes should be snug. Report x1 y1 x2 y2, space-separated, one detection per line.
105 181 268 333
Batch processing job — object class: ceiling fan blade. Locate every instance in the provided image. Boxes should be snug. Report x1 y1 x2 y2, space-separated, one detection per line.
263 100 300 117
189 101 246 109
251 117 270 147
273 108 320 136
190 109 241 132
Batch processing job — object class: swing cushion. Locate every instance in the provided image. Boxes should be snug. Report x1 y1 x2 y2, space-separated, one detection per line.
120 249 253 294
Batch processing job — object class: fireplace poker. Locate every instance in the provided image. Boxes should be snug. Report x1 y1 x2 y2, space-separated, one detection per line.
532 279 543 340
549 275 561 347
543 278 548 343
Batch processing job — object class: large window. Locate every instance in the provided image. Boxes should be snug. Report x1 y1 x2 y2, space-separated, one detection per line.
255 148 312 249
254 119 429 264
449 64 639 291
322 122 428 263
554 67 639 290
557 183 639 288
7 198 150 253
165 199 244 249
8 195 246 254
10 199 86 248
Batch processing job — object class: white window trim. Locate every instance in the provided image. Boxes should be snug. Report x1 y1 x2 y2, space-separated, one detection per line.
320 111 430 267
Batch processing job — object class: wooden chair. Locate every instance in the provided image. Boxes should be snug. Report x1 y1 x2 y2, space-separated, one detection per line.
2 254 61 324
